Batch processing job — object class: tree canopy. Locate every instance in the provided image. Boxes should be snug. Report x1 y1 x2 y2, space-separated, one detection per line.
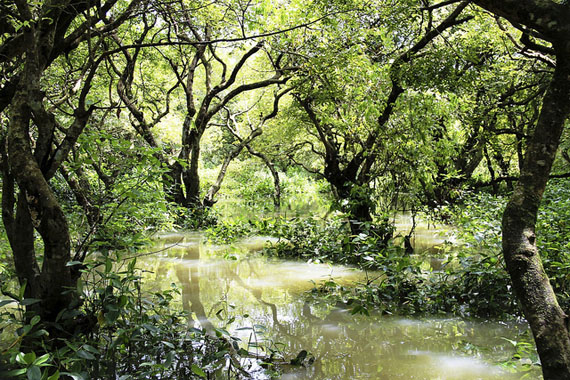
1 0 570 379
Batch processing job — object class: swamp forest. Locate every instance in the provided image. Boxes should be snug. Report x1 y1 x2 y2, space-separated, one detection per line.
1 0 570 379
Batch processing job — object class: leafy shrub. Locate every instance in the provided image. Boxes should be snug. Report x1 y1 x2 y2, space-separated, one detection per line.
256 212 520 318
0 253 270 380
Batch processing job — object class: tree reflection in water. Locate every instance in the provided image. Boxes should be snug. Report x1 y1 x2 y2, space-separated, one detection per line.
139 233 539 380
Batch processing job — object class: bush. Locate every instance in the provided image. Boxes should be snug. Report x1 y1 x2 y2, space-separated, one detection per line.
0 252 273 380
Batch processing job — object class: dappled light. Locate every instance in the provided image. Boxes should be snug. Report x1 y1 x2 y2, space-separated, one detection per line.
1 0 570 378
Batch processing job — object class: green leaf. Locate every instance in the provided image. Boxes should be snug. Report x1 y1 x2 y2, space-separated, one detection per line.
105 310 119 324
33 353 50 366
19 282 27 300
23 352 37 365
82 345 100 355
76 350 95 360
191 364 206 378
3 369 27 376
142 323 159 334
30 315 40 326
118 295 128 308
164 351 174 368
27 329 48 338
76 279 84 296
214 327 230 337
26 365 41 380
21 298 41 306
127 258 137 272
0 299 16 307
47 370 60 380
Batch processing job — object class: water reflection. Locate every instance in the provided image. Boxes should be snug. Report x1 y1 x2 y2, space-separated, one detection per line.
138 232 539 380
174 243 215 332
393 213 454 254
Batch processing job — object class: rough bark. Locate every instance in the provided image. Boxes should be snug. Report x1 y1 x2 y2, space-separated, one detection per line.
470 1 570 379
473 0 570 41
1 133 41 302
8 81 74 321
1 0 141 324
501 53 570 380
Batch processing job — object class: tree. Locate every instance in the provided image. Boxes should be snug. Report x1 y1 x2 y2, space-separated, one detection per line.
469 1 570 378
0 0 145 324
203 87 292 207
286 0 473 235
112 0 296 211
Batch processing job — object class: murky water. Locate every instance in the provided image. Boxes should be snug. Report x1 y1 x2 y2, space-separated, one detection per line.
136 231 540 380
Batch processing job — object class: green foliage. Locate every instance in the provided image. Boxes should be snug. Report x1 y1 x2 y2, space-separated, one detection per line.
172 205 219 230
52 126 176 252
0 253 267 379
445 182 570 312
202 161 330 216
205 218 261 244
242 208 518 318
202 195 527 319
303 243 518 318
2 0 566 377
499 330 541 373
536 179 570 309
263 217 349 263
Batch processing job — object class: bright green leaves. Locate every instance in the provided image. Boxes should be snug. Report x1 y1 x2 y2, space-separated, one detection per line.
3 351 55 380
191 364 207 378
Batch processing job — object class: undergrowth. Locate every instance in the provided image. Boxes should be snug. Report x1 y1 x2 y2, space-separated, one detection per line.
0 252 279 380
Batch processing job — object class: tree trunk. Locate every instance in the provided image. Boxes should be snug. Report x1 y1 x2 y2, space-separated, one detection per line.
266 161 281 210
3 23 80 321
164 161 185 205
204 128 264 207
347 199 373 236
501 50 570 380
242 140 281 210
8 84 75 322
2 193 42 307
183 137 202 207
203 149 239 207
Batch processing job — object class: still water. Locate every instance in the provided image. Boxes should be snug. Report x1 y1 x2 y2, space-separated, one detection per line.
137 231 539 380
